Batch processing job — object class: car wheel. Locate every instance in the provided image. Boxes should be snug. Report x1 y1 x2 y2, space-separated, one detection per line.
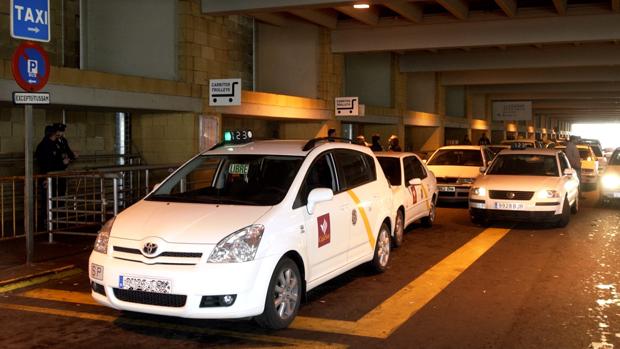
571 194 579 214
392 210 404 248
421 198 436 228
255 257 301 330
369 222 391 273
556 197 570 228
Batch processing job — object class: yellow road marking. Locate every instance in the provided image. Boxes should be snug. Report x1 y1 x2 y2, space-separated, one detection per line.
291 227 512 338
21 288 100 306
0 303 347 349
15 227 511 340
0 268 82 293
346 190 375 249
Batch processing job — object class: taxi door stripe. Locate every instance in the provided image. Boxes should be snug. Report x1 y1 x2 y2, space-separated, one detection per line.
346 190 375 249
421 184 431 210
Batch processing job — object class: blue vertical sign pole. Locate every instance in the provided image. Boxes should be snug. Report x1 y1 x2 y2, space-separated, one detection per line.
11 0 52 264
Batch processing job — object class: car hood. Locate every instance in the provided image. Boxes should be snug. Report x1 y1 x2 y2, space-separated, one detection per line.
474 175 560 192
110 200 272 244
427 165 481 179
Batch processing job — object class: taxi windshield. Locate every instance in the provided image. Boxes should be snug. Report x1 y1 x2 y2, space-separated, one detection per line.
578 149 591 160
427 149 483 167
147 154 304 206
487 154 558 177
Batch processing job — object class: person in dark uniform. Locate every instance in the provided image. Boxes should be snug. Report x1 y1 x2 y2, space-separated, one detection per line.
53 123 77 166
35 125 65 227
370 134 383 151
388 135 402 152
478 133 491 145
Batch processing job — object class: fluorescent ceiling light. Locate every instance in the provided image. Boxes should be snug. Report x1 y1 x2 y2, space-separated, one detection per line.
353 3 370 9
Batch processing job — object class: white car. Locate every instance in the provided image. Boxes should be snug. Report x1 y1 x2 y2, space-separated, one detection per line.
556 145 599 186
89 134 395 329
469 149 579 227
599 148 620 205
426 145 495 202
376 152 439 246
500 139 542 149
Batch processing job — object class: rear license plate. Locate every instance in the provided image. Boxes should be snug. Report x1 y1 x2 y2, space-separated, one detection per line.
494 202 524 210
119 275 171 294
439 186 456 192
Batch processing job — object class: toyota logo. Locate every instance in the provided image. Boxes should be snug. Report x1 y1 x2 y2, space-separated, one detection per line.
506 192 516 199
143 242 158 255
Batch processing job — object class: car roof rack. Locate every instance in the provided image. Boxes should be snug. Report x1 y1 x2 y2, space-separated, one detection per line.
302 137 353 151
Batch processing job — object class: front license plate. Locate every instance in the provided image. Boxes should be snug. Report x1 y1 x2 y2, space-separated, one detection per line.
119 275 171 294
439 186 456 192
90 263 103 281
494 202 525 210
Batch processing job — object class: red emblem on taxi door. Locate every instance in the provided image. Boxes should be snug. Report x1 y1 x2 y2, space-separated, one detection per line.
317 213 331 247
409 184 418 204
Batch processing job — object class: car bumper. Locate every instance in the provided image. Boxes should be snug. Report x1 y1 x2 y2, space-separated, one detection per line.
88 251 279 319
437 185 470 201
469 198 562 221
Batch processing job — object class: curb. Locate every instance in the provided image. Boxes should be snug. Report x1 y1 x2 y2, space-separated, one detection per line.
0 265 82 293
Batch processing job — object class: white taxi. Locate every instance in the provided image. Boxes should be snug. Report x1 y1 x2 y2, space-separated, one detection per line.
556 145 599 187
89 133 395 329
600 148 620 205
426 145 494 202
469 149 579 227
376 152 438 247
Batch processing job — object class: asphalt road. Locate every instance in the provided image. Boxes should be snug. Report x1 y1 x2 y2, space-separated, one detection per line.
1 191 618 349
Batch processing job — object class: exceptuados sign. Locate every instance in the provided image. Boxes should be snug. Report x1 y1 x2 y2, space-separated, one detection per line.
13 92 50 104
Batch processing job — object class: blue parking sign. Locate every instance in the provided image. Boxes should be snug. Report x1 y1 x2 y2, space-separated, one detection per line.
10 0 51 43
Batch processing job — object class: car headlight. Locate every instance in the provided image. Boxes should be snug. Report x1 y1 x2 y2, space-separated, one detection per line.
602 174 620 189
94 217 115 254
537 190 560 199
457 178 475 185
471 187 487 196
208 225 264 263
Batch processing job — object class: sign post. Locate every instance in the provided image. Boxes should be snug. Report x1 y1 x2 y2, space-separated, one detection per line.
11 39 51 264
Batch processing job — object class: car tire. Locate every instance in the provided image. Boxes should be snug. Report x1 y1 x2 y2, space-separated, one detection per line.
556 197 570 228
420 198 436 228
571 195 579 214
392 210 404 248
255 257 302 330
369 222 391 273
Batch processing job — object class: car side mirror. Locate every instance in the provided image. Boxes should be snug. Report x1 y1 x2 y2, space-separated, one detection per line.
409 178 422 186
563 168 574 176
307 188 334 215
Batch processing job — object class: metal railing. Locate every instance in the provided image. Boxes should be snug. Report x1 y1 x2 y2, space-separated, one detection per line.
0 164 178 241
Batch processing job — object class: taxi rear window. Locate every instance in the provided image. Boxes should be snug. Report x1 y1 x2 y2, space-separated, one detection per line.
377 157 401 186
427 150 483 167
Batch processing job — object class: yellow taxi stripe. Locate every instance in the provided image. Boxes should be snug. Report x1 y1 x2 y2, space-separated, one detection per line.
0 268 81 294
421 184 431 210
346 190 375 249
0 303 347 348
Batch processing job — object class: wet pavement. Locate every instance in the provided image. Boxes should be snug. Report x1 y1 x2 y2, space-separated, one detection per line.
0 191 619 348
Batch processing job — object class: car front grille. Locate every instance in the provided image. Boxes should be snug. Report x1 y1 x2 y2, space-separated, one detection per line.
113 288 187 307
489 190 534 200
112 246 203 265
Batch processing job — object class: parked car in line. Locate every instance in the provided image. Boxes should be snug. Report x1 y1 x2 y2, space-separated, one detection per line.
556 145 600 188
586 143 607 173
425 145 494 202
469 148 579 227
376 152 439 247
500 139 542 149
89 133 396 330
488 145 510 155
600 148 620 206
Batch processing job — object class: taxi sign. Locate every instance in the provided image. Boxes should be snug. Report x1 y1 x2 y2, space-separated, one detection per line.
224 130 253 144
10 0 51 42
12 41 50 92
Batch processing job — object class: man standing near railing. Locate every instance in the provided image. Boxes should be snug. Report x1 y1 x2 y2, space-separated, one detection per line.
35 125 66 227
53 123 78 167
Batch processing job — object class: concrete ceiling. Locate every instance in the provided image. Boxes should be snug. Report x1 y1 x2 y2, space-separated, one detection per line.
202 0 620 124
